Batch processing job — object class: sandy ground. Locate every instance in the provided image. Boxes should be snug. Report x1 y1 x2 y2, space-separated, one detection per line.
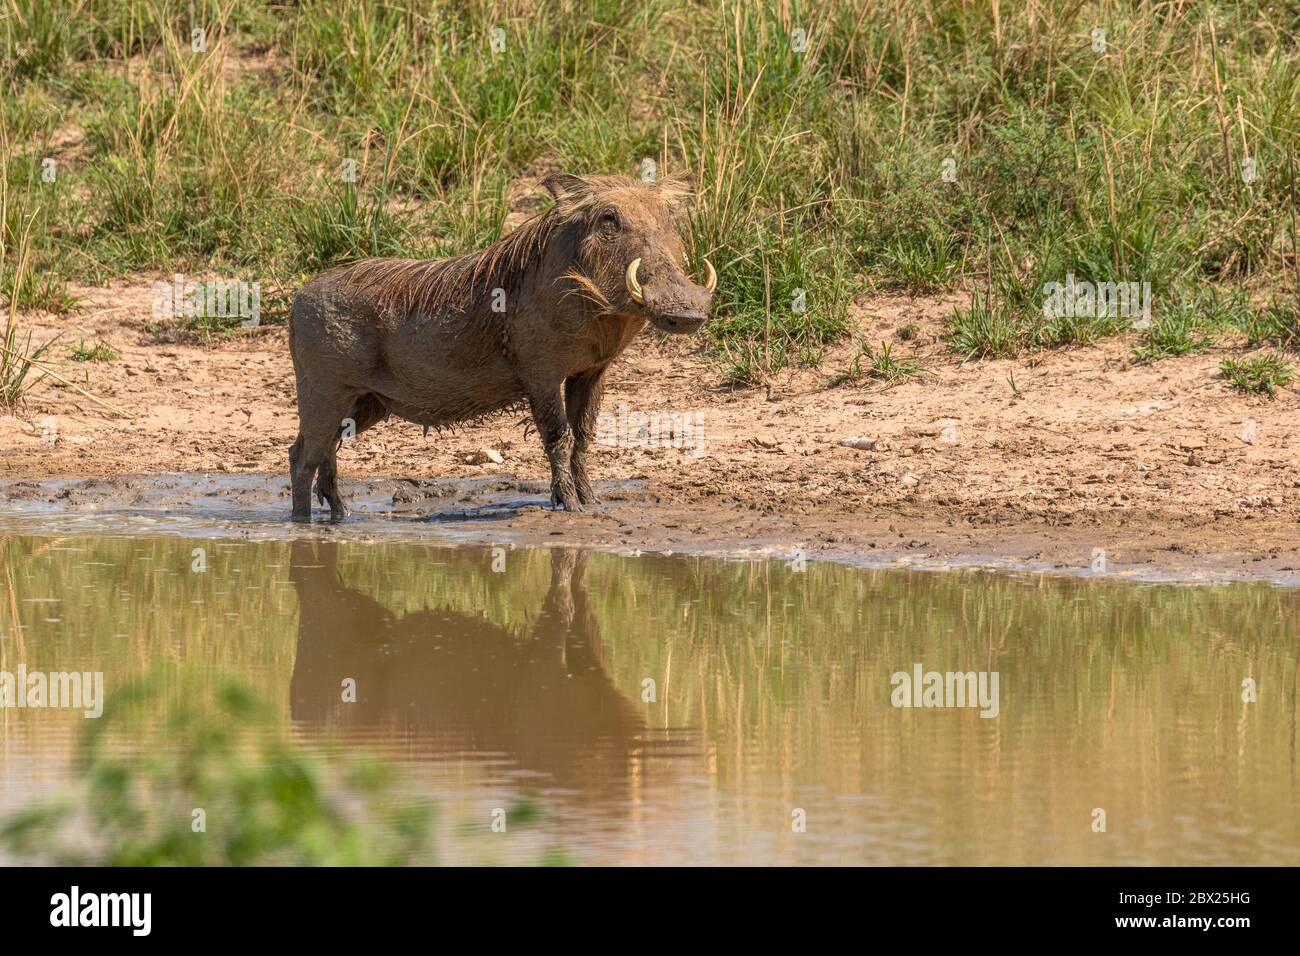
3 279 1300 582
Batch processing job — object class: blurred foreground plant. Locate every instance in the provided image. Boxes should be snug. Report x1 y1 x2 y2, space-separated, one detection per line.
1 672 432 866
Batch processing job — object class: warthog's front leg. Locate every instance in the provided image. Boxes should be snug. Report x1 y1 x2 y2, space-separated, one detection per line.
526 384 582 511
565 367 608 507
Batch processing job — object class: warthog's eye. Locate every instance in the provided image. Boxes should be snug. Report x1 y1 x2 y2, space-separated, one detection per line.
598 208 622 235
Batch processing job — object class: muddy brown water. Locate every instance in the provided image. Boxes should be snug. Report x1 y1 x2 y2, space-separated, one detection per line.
1 477 1298 865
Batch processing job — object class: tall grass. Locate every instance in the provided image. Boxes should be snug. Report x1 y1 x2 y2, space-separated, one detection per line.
1 1 1298 375
0 126 55 406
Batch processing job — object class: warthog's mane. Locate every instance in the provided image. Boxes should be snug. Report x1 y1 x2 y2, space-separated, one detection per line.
324 208 566 319
319 175 686 321
323 187 617 320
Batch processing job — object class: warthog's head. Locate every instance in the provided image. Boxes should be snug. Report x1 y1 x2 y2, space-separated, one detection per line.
542 172 716 334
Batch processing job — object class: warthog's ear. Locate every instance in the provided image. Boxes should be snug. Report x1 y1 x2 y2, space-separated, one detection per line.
656 170 697 216
540 173 593 209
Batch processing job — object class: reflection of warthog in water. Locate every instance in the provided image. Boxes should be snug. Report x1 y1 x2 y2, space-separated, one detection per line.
288 542 644 796
288 172 717 519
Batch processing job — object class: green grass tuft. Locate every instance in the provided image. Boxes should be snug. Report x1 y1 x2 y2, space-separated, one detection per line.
68 338 117 362
833 339 922 385
1219 352 1294 396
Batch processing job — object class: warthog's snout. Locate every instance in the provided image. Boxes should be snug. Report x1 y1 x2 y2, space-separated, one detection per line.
625 256 715 334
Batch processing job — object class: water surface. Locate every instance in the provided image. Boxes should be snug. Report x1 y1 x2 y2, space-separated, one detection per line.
1 526 1297 865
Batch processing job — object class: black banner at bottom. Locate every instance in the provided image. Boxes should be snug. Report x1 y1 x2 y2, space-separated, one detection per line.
0 866 1280 942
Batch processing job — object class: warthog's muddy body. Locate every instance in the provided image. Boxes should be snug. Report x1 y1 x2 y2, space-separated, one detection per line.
288 173 714 519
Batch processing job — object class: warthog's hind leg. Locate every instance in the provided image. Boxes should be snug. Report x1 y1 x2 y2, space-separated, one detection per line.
313 454 348 519
310 393 389 520
291 388 368 521
290 426 333 521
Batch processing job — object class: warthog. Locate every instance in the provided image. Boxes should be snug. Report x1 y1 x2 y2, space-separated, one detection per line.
288 171 716 519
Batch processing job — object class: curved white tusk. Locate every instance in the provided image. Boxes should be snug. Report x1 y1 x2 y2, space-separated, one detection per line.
702 257 717 295
625 258 644 304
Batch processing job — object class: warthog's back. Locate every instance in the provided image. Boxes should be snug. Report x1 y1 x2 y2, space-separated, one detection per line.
290 258 525 428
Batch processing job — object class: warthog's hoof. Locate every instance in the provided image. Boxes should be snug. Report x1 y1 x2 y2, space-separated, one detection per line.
550 494 584 512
